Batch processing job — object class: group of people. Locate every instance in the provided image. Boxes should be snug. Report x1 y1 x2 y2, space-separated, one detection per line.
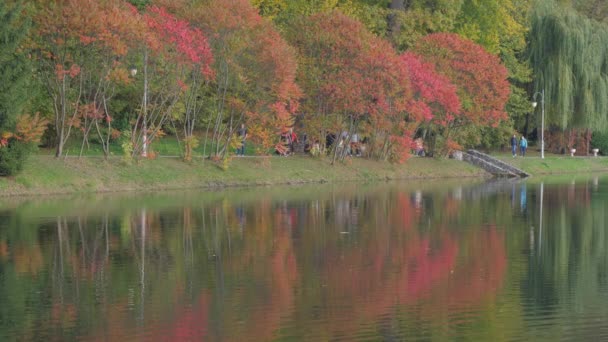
236 124 367 157
324 131 363 157
235 124 300 157
510 134 528 157
277 128 299 156
239 126 530 159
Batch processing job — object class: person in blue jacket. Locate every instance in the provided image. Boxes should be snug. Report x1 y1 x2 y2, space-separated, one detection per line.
520 136 528 157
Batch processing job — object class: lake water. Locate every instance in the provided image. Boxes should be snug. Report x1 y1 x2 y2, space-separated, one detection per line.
2 176 608 341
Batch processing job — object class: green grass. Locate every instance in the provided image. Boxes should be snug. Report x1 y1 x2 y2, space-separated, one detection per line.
490 148 608 175
37 135 256 157
12 136 608 198
0 154 487 197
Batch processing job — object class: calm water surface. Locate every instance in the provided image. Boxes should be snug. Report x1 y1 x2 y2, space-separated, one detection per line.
2 176 608 341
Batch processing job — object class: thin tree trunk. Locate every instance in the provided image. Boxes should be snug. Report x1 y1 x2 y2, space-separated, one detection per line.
388 0 406 42
56 76 67 158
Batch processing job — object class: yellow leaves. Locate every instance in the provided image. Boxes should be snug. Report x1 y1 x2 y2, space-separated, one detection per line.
151 128 167 140
14 113 49 144
108 67 131 85
183 136 199 162
455 0 528 55
445 139 463 156
228 133 241 150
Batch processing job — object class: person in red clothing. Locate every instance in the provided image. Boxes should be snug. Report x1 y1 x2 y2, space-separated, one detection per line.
288 127 298 154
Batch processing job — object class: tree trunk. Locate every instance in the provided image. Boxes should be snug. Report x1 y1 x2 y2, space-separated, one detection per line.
388 0 406 42
586 128 591 155
55 138 64 158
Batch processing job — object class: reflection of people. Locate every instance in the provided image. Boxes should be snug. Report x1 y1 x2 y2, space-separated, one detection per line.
510 134 518 157
236 206 246 231
520 136 528 157
237 123 247 156
520 184 527 211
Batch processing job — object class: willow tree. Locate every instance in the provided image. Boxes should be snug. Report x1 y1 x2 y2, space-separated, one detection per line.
529 0 608 133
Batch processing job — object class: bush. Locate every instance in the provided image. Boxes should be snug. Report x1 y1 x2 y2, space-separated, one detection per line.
591 132 608 155
0 139 33 176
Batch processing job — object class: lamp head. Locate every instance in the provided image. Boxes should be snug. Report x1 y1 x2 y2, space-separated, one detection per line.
532 102 538 108
129 66 138 77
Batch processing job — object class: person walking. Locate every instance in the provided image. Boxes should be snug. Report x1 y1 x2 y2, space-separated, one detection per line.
287 127 298 155
237 123 247 156
510 134 518 157
520 136 528 157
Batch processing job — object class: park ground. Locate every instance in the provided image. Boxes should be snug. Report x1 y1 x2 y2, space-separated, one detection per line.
494 147 608 175
0 154 486 197
3 140 608 197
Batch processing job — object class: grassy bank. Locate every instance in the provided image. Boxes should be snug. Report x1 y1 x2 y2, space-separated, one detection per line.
0 155 488 197
494 150 608 175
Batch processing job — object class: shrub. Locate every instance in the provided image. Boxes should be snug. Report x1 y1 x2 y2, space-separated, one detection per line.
120 130 134 164
591 131 608 155
0 139 33 176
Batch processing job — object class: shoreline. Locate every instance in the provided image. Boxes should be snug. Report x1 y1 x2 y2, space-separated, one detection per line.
3 154 608 197
0 155 489 197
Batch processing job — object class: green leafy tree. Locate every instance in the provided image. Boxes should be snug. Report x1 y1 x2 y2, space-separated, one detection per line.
454 0 533 141
387 0 464 50
253 0 390 36
0 0 33 176
0 1 31 132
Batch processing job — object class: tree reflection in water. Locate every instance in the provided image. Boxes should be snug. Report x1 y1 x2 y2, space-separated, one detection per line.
1 177 607 340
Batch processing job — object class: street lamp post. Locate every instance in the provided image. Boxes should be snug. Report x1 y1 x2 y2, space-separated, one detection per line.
128 53 148 158
532 89 545 159
142 51 148 158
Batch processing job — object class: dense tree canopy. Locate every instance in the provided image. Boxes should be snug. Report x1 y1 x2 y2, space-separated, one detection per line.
287 10 415 161
0 0 35 175
0 0 30 132
9 0 601 174
411 33 510 149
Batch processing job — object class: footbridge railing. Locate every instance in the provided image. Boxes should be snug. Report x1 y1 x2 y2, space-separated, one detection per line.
462 150 530 178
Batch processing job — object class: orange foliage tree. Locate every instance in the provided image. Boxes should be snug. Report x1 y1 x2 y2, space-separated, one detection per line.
32 0 143 158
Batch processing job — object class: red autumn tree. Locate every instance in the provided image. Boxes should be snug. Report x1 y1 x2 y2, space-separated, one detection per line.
411 33 510 152
159 0 300 159
400 52 462 155
131 5 214 160
287 11 414 163
401 52 461 125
